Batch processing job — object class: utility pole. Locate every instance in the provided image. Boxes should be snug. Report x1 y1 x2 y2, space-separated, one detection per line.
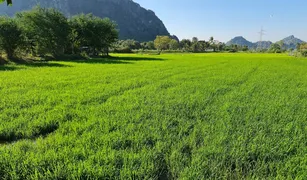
258 26 265 51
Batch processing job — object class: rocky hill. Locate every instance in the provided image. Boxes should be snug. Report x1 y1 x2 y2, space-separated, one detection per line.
226 36 254 48
278 35 304 49
254 41 273 49
0 0 170 42
226 35 304 49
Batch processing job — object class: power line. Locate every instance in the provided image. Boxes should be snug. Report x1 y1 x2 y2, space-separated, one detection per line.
258 26 266 51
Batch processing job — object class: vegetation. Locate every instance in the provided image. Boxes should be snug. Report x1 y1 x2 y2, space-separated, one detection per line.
268 43 282 53
297 42 307 57
0 0 12 5
0 16 22 59
1 1 307 179
0 53 307 178
114 36 228 54
0 7 118 60
69 14 118 56
0 0 170 42
16 7 70 57
154 36 172 53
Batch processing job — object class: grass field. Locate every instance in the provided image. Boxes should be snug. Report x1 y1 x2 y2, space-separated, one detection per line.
1 53 307 179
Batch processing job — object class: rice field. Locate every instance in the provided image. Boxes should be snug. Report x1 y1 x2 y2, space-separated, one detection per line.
1 53 307 179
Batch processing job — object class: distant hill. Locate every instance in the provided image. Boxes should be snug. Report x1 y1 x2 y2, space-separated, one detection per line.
226 36 254 48
254 41 273 49
0 0 170 42
278 35 304 49
226 35 304 49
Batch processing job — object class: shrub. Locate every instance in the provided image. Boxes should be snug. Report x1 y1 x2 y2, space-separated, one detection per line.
0 17 23 59
113 48 133 53
301 50 307 57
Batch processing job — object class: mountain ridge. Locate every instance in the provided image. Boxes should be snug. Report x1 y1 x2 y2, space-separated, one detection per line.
226 35 305 49
0 0 170 42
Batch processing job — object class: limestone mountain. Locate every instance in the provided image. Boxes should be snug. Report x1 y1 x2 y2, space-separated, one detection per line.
279 35 304 49
0 0 170 42
226 35 305 49
226 36 254 48
254 41 273 49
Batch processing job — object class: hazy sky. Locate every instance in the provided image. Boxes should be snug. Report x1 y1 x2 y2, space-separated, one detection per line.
134 0 307 43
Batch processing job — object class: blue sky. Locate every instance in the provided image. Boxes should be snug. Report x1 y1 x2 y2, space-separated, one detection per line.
134 0 307 43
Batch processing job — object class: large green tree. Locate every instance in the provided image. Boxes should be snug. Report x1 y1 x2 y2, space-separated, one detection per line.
0 17 23 59
269 43 281 53
277 40 285 51
116 39 141 50
169 39 179 50
69 14 118 56
180 39 192 52
141 41 155 50
16 7 70 56
297 43 307 57
154 36 171 53
192 37 198 44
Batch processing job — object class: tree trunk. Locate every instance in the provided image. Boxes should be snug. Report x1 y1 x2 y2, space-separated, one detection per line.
6 49 14 60
105 47 109 56
71 44 74 54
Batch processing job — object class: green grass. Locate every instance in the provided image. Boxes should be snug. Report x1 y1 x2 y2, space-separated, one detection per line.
1 53 307 179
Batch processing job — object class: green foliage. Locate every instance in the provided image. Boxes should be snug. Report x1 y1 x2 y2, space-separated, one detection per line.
154 36 172 52
178 39 221 53
113 47 133 54
191 38 200 52
117 37 225 54
16 7 70 57
277 40 285 50
180 39 192 51
242 45 249 51
0 7 118 59
297 43 307 57
69 14 118 56
169 39 179 50
269 43 282 53
141 41 155 50
0 0 12 5
114 39 141 53
0 16 23 58
192 37 198 43
301 50 307 57
225 44 239 52
1 53 307 178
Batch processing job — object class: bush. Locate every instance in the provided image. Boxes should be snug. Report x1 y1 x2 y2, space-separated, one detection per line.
113 48 133 53
228 49 238 53
0 17 23 59
0 56 7 65
301 50 307 57
133 49 188 54
17 7 70 57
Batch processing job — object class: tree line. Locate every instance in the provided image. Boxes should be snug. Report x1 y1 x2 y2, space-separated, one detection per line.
114 37 306 55
296 43 307 57
113 36 245 53
267 41 307 57
0 6 118 60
